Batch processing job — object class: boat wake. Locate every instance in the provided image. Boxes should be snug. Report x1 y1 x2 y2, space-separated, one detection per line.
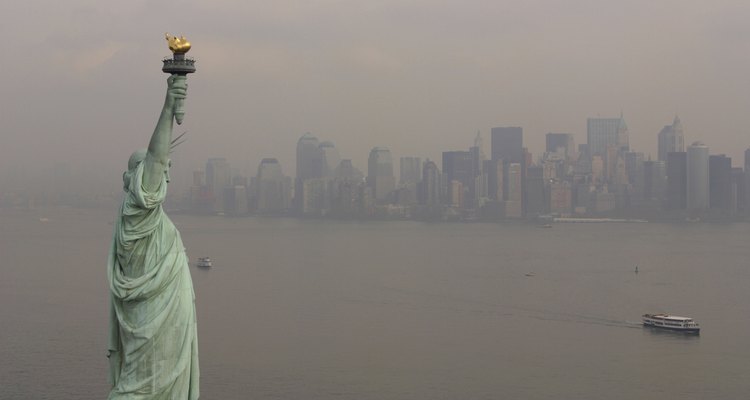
356 285 643 331
519 311 642 329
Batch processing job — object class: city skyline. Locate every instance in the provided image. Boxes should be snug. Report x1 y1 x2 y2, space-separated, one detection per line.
5 1 750 193
153 113 750 222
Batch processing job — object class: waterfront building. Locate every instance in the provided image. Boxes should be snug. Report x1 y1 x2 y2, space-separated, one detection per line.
643 160 666 204
189 170 211 213
525 166 545 216
448 180 463 208
591 188 616 214
329 179 359 218
484 159 503 201
549 181 572 216
301 178 330 215
419 159 441 207
657 116 685 162
574 184 593 214
296 133 324 181
471 131 486 202
223 185 248 216
731 167 746 215
591 155 604 185
255 158 291 214
666 152 687 210
624 152 644 200
504 163 523 218
206 157 231 213
295 133 324 212
709 154 732 213
687 142 709 211
473 130 487 164
367 147 396 202
396 154 421 205
442 151 475 209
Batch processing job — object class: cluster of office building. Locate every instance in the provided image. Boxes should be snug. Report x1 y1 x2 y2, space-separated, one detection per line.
186 116 750 221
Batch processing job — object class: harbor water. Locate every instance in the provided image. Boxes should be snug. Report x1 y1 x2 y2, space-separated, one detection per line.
1 208 749 399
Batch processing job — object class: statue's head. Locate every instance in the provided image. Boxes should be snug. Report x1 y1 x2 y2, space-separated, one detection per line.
123 149 172 191
128 149 147 171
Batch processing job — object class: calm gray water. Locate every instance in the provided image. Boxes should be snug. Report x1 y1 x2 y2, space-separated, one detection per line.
2 208 750 399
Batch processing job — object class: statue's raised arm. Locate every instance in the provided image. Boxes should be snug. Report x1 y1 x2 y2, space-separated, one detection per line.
140 74 186 191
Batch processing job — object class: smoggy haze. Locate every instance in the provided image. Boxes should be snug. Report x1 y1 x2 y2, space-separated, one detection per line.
2 1 750 193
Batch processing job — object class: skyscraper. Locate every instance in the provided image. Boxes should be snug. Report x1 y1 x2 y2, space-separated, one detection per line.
206 157 231 212
471 131 486 201
295 133 324 212
256 158 291 214
399 157 422 186
666 152 687 210
643 160 666 204
587 116 629 157
731 167 747 215
419 159 441 207
442 151 475 209
657 116 685 162
334 159 364 181
484 159 503 201
545 133 575 161
296 133 324 181
491 127 523 164
367 147 395 202
687 142 709 211
709 154 732 212
319 141 341 178
473 130 486 163
624 151 644 198
504 163 523 217
525 165 545 216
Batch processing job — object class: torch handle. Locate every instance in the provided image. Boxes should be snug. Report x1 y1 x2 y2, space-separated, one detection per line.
174 97 186 125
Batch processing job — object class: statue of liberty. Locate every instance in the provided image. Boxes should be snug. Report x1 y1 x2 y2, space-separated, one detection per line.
107 36 199 399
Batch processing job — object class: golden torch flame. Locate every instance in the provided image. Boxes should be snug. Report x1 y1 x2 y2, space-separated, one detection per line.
165 33 191 54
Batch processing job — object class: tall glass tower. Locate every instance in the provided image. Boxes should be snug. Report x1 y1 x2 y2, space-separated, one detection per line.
367 147 395 201
657 116 685 162
587 116 629 157
687 142 709 211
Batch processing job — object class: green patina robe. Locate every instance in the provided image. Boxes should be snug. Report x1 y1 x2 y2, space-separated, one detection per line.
107 161 199 399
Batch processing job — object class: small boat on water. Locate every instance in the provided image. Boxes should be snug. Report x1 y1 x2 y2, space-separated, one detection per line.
642 313 700 334
196 257 213 268
524 272 535 277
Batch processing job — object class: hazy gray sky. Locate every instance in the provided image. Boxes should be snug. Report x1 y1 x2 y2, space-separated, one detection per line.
3 0 750 190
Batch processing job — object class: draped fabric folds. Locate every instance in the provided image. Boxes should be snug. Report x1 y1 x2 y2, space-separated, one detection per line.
108 161 199 399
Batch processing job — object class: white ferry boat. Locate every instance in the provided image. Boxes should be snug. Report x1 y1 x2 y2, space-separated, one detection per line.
642 314 700 334
196 257 213 268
